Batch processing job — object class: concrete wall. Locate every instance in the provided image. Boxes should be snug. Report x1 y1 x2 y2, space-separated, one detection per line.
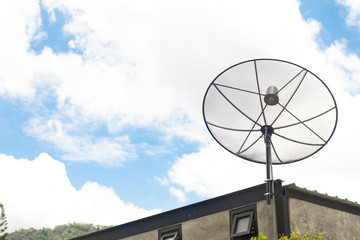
119 211 230 240
182 202 276 240
257 200 275 237
121 230 157 240
289 198 360 240
119 201 276 240
182 210 229 240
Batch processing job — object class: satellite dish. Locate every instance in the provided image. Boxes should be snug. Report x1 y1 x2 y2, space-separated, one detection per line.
202 59 338 207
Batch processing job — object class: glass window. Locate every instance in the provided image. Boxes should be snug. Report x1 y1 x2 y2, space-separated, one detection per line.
235 215 251 234
158 224 181 240
161 232 178 240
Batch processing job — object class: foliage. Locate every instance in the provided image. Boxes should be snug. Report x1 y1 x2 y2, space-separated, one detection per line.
251 228 325 240
6 223 111 240
0 203 8 240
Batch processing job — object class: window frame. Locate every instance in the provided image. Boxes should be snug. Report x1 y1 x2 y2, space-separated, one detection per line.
230 204 258 240
160 231 179 240
158 224 182 240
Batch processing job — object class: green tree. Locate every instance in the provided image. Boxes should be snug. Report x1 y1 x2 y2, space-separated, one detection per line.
6 223 111 240
251 229 325 240
0 203 8 240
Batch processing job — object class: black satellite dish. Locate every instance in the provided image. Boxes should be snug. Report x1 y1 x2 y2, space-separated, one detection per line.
202 59 338 237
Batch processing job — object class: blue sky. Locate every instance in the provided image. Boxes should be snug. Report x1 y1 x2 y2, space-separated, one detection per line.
31 7 73 54
1 0 360 232
300 0 360 53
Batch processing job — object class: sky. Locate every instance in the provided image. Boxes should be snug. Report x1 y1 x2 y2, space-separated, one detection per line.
1 0 360 233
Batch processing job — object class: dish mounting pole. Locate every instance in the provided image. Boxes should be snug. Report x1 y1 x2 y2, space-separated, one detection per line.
262 125 278 240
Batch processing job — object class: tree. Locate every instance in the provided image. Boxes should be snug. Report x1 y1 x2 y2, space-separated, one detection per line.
0 203 8 240
251 229 324 240
6 223 111 240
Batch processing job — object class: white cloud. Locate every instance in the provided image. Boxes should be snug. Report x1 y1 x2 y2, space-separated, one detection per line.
24 117 136 166
29 0 321 122
0 153 160 232
154 176 169 187
0 0 325 153
168 142 265 198
323 40 360 94
169 187 187 203
0 0 41 98
336 0 360 27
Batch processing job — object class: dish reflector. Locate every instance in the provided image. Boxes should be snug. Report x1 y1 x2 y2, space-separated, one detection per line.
202 59 338 164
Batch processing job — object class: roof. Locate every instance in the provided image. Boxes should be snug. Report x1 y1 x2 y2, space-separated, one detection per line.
282 183 360 215
72 181 277 240
72 180 360 240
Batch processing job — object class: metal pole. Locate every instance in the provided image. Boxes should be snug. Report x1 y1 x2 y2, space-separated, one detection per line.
270 154 278 240
263 125 278 240
265 131 271 205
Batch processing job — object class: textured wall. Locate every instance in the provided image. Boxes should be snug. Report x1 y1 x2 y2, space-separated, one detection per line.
181 201 276 239
182 210 229 240
257 200 276 237
121 230 157 240
119 211 230 240
289 198 360 240
119 201 277 240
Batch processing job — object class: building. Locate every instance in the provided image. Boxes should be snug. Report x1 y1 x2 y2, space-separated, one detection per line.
72 180 360 240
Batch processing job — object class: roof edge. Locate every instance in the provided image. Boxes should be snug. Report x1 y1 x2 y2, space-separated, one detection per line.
283 183 360 216
72 181 278 240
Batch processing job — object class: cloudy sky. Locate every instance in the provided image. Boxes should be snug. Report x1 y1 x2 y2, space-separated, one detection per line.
1 0 360 232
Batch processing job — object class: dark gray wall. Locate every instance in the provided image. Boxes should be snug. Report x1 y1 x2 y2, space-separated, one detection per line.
289 198 360 240
119 200 276 240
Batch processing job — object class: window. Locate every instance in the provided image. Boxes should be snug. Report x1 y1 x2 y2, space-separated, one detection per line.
158 224 181 240
161 232 178 240
230 205 257 240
